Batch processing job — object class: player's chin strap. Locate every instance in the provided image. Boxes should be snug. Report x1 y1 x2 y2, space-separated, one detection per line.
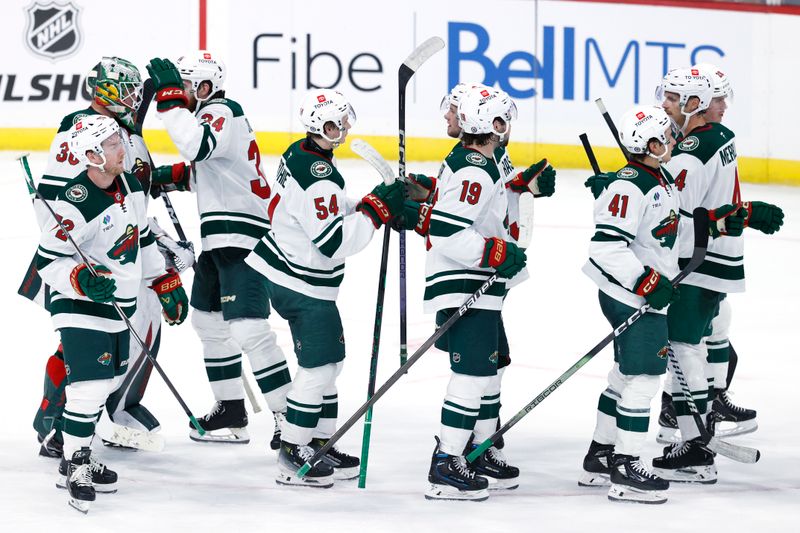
678 102 704 136
87 152 109 174
647 142 669 163
321 128 347 148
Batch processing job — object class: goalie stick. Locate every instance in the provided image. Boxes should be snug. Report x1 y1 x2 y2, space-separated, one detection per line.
298 273 498 479
398 37 445 368
19 155 205 436
350 139 395 489
467 136 708 463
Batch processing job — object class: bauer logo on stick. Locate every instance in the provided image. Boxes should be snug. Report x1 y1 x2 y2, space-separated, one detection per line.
24 1 83 61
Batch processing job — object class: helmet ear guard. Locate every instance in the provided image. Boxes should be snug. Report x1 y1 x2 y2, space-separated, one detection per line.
457 86 517 144
68 115 122 173
175 50 226 102
299 90 356 147
618 105 672 162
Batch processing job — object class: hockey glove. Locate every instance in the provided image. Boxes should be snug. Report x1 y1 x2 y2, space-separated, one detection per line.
150 162 191 198
507 159 556 197
633 267 678 310
357 180 405 229
405 173 437 203
70 264 116 303
480 238 526 279
584 172 616 200
742 201 784 234
146 58 188 112
399 200 433 236
708 204 746 238
151 272 188 325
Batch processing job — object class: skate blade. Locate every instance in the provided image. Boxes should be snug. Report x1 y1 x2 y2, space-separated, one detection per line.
424 483 489 502
607 484 667 504
69 497 90 514
486 476 519 491
190 427 250 444
715 419 758 438
57 476 117 494
652 465 717 484
578 471 610 487
275 470 333 488
656 427 681 445
332 466 359 481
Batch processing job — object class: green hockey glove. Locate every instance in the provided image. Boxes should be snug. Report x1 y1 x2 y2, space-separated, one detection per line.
742 201 784 234
709 204 745 238
405 173 437 203
584 172 616 200
146 58 188 112
480 238 526 278
633 267 679 310
151 272 188 325
507 159 556 197
357 180 405 228
70 264 116 303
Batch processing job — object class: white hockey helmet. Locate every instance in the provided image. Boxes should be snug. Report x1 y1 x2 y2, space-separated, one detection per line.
299 89 356 146
656 68 713 129
439 82 487 112
68 115 122 172
618 105 672 162
175 51 226 101
457 86 517 143
693 63 733 99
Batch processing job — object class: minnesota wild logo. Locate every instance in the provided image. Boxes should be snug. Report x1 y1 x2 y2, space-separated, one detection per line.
107 224 139 264
97 352 112 366
651 210 679 249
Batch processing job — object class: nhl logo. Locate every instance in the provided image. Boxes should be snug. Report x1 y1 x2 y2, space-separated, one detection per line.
24 1 83 61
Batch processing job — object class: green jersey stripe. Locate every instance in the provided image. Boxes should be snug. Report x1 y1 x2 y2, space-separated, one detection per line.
595 224 635 241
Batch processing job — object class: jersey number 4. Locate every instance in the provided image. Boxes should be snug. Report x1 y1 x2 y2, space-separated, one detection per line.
607 194 629 218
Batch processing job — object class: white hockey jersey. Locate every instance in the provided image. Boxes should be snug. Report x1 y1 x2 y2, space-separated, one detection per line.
582 162 680 312
157 97 269 251
665 122 744 293
35 171 166 332
424 144 517 313
245 139 376 301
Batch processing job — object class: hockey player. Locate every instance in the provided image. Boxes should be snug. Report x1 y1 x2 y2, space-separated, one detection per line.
244 89 405 487
146 51 291 445
24 57 180 457
36 115 188 512
657 64 757 443
421 86 527 502
406 82 555 491
650 68 783 483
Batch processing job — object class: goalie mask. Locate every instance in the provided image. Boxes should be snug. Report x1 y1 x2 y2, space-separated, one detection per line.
457 86 517 144
175 51 227 102
68 115 122 173
86 57 143 131
656 68 713 133
619 106 672 162
299 90 356 147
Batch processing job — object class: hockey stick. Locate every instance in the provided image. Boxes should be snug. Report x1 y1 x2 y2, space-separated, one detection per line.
298 273 498 479
468 206 710 462
579 133 602 175
665 346 760 463
398 36 445 367
595 98 631 161
19 155 205 435
350 139 395 488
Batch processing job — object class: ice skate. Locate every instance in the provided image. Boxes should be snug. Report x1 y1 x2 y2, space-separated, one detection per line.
656 392 681 444
652 437 717 484
57 451 118 494
62 448 96 514
269 411 286 451
578 440 614 487
189 400 250 444
711 390 757 437
607 454 668 504
309 437 359 480
468 443 519 490
425 438 489 501
37 430 63 459
276 441 334 488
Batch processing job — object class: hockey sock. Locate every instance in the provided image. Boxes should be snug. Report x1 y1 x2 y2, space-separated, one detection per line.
62 380 113 458
313 363 342 439
670 341 709 441
33 348 67 439
229 318 291 412
707 298 732 390
439 373 490 456
192 311 245 400
473 373 501 442
614 373 659 456
283 363 337 445
592 365 623 445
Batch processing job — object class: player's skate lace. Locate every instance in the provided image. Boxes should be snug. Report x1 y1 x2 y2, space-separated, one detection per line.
452 456 475 479
72 463 92 488
718 391 748 415
487 446 508 466
666 440 691 458
630 459 658 480
273 411 286 432
201 401 222 421
88 457 108 475
296 444 315 461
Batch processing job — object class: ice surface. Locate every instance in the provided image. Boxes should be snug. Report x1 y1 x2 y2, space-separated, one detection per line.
1 151 798 531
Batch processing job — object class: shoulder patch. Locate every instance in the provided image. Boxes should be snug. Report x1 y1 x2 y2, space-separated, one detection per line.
678 136 699 152
65 184 88 203
616 168 638 179
310 161 333 178
466 152 487 167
